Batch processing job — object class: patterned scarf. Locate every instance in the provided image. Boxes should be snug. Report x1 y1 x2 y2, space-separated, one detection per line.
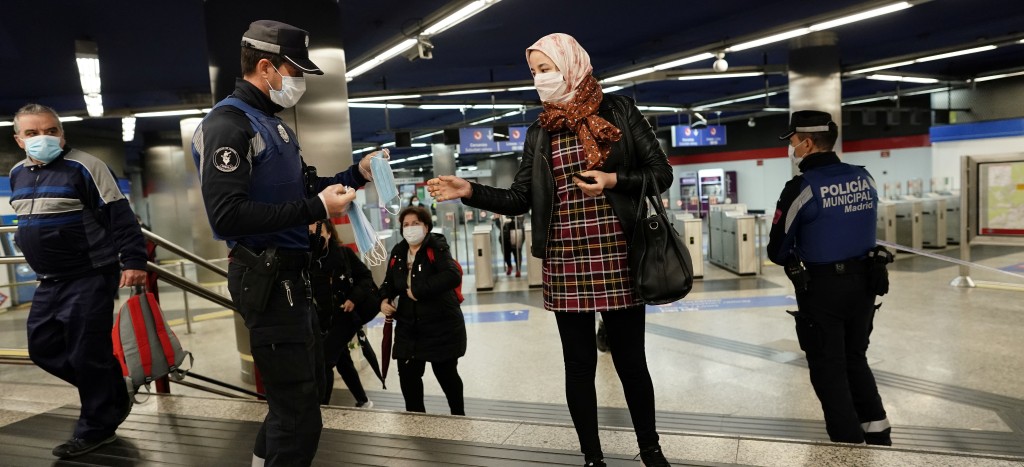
538 74 622 170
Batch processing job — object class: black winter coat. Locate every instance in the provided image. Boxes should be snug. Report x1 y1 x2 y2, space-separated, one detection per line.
309 240 380 329
463 94 673 259
379 233 467 362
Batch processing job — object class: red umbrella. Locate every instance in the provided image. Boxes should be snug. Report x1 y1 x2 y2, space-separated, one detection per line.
380 316 394 389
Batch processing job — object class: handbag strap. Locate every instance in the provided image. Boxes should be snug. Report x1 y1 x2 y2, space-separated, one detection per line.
632 171 670 226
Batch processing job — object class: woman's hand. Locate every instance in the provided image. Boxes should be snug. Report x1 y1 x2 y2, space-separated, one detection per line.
342 299 355 312
380 299 396 317
574 170 617 197
427 175 472 202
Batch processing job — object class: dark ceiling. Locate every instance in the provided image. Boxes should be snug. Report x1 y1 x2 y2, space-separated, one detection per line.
2 0 1022 165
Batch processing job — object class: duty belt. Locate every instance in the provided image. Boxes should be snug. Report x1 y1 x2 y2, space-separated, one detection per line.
805 258 868 276
230 245 310 271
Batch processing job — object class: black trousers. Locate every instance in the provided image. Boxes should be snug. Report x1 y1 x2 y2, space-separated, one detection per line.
321 314 368 404
501 226 522 271
793 271 887 443
27 272 126 441
555 306 659 460
397 358 465 415
228 263 324 466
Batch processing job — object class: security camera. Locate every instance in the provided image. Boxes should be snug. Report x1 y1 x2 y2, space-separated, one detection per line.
713 52 728 72
404 36 434 61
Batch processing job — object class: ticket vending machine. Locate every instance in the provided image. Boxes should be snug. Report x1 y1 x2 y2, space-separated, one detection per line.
678 172 700 216
697 169 738 216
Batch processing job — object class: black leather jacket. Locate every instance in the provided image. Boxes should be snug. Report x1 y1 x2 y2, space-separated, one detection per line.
464 94 672 258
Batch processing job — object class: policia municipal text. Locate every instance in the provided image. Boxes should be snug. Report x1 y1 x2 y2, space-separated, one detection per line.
191 20 380 466
767 111 894 446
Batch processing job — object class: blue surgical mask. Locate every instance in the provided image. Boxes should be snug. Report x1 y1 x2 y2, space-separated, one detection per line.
23 135 63 164
345 201 388 266
370 155 400 213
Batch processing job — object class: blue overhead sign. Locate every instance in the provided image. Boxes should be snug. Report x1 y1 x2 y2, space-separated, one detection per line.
671 125 727 147
459 127 498 154
497 126 528 152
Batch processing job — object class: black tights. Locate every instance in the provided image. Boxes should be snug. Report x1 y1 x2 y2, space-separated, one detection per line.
397 358 465 415
555 306 659 460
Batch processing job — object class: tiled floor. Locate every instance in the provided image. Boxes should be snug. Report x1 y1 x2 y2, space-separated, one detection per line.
1 233 1023 466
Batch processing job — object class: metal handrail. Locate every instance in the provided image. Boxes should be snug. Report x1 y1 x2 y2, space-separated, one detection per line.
146 261 235 311
142 228 228 278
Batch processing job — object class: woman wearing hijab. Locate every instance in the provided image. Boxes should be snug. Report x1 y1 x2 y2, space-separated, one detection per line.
427 33 672 467
379 206 467 415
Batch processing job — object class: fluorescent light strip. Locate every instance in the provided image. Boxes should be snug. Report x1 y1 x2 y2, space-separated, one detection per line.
506 86 534 91
843 96 893 106
474 110 520 124
353 147 376 154
602 85 625 93
349 94 422 103
850 45 999 74
76 56 103 117
413 130 444 140
488 152 515 158
423 0 490 35
696 91 779 109
0 121 12 127
762 107 788 112
347 38 418 78
437 88 504 96
727 28 810 52
601 67 656 83
677 72 763 80
389 154 433 165
867 74 939 84
917 45 998 62
637 106 684 112
809 2 911 31
58 116 84 123
122 117 136 142
349 103 407 109
134 109 204 118
653 53 716 71
974 70 1024 82
902 87 949 96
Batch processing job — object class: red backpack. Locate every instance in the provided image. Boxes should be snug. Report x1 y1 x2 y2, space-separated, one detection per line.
426 247 464 303
112 287 192 402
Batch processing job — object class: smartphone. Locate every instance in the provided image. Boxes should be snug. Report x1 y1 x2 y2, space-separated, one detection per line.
572 172 596 184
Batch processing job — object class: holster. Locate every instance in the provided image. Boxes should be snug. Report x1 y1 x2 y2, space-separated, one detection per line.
865 246 894 296
785 258 810 292
230 244 280 315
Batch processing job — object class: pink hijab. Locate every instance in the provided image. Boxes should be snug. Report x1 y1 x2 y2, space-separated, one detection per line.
526 33 593 103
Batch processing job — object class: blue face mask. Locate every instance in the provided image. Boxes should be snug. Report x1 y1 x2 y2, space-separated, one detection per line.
23 135 63 164
370 155 401 213
345 201 388 266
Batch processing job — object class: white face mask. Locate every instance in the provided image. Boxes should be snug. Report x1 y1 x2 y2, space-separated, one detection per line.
266 64 306 108
534 71 569 103
403 225 426 246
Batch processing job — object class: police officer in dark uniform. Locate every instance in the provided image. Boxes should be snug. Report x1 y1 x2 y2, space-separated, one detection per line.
767 111 892 446
191 20 381 466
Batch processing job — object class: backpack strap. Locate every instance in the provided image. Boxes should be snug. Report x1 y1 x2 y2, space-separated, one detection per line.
126 297 154 380
144 292 179 370
426 247 436 263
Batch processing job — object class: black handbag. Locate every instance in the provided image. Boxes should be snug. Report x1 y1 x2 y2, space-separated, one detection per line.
629 174 694 304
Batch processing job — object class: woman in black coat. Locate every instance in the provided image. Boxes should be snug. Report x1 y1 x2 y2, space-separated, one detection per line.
308 221 380 407
379 206 467 415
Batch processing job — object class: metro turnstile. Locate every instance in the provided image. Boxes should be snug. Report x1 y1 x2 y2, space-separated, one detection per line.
918 197 947 248
876 201 897 254
893 199 923 250
524 224 542 288
472 225 496 291
708 206 757 275
674 213 704 279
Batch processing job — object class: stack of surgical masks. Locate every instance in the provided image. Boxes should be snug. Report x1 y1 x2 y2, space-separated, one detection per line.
346 200 388 266
370 149 401 214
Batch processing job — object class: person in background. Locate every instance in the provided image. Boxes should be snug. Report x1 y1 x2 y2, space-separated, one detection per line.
767 110 891 446
308 221 379 408
408 195 422 207
10 103 145 459
379 206 467 415
426 33 672 467
500 215 524 277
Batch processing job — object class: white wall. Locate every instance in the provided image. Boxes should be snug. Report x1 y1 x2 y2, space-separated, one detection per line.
670 158 791 213
931 136 1024 190
842 147 933 198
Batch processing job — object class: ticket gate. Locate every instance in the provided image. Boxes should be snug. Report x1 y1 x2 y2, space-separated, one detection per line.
877 201 897 254
893 199 923 250
473 225 496 291
918 197 947 248
708 205 757 275
674 212 704 279
523 224 542 288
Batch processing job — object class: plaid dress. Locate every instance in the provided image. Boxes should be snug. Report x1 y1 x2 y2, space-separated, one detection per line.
543 130 641 312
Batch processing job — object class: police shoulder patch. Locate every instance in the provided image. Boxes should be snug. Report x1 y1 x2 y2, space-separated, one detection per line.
213 147 241 173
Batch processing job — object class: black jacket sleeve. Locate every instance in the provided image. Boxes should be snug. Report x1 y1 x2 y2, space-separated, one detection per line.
339 245 378 307
195 108 327 237
462 123 538 216
86 164 147 271
410 234 462 301
609 95 673 196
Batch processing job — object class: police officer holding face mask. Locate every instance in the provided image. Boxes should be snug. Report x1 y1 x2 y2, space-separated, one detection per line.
767 110 891 447
191 20 383 467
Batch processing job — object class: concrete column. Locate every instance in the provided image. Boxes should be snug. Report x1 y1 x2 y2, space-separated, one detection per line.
490 156 521 189
788 31 842 174
179 118 228 283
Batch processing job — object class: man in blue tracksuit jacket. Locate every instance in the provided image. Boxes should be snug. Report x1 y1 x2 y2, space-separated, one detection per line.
767 111 891 446
9 104 147 459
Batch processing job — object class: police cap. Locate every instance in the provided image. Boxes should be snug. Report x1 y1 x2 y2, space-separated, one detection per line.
241 20 323 75
778 110 834 140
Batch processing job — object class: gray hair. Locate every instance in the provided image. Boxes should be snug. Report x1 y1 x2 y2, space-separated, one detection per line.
13 104 63 135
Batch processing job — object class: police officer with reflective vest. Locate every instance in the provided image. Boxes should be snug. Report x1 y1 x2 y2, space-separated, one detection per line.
767 111 892 446
191 20 381 466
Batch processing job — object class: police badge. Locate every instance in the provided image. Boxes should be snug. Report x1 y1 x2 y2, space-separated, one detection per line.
277 124 290 143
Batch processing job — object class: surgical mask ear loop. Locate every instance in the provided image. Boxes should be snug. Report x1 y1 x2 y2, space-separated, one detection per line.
370 149 401 215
